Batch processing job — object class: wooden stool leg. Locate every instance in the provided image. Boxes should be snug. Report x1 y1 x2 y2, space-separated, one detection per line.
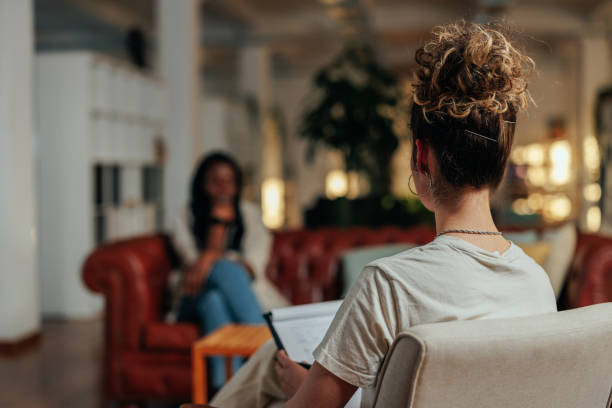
192 349 208 404
225 356 233 381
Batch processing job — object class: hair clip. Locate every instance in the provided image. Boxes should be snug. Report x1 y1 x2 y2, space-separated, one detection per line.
465 129 498 143
503 120 516 124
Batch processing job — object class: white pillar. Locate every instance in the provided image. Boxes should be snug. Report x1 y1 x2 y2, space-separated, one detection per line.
0 0 40 341
156 0 202 227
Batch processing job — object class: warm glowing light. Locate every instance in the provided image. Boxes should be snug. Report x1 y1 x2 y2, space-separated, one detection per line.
549 140 571 185
512 198 534 215
583 136 600 173
347 171 360 199
326 170 348 199
543 195 572 222
584 183 602 202
527 166 547 186
586 206 601 232
527 193 545 211
525 144 546 166
262 178 285 229
511 146 526 165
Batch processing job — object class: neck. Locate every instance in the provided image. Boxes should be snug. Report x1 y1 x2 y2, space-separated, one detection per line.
434 188 498 234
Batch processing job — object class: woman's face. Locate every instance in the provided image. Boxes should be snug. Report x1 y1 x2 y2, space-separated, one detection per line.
204 162 237 205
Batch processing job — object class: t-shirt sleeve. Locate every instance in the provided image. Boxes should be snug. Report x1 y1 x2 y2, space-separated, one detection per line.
313 265 402 388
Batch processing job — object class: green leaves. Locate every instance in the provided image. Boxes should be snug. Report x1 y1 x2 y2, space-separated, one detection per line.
299 45 403 194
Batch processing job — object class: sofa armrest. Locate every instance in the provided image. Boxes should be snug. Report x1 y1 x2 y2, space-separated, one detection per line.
82 235 174 351
564 233 612 309
144 322 199 352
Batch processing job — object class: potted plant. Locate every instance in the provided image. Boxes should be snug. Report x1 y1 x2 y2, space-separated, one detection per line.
300 44 401 195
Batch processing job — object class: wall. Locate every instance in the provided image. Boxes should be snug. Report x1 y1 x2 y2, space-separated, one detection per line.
0 0 40 341
517 49 578 145
202 97 230 154
274 75 337 224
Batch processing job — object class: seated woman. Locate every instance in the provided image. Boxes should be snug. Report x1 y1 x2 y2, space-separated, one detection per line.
168 152 289 391
210 21 557 408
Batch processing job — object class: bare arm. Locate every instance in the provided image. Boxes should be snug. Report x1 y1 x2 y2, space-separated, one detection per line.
286 362 357 408
182 249 222 295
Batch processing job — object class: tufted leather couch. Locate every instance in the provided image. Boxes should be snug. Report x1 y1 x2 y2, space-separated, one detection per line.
564 232 612 309
82 226 612 405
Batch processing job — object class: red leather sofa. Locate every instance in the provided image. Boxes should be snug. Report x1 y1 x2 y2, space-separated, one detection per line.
82 226 612 405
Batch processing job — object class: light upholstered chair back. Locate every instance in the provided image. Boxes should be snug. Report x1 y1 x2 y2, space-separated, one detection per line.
372 303 612 408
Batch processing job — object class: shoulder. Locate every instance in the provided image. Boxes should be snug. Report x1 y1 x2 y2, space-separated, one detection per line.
368 240 453 279
507 242 552 281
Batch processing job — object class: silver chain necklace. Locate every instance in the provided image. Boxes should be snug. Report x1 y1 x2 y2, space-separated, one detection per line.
436 229 503 238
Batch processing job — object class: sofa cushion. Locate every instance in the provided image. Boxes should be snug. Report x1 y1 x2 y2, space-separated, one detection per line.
542 223 576 298
504 229 539 243
144 322 199 352
505 223 576 299
341 244 414 296
514 241 552 266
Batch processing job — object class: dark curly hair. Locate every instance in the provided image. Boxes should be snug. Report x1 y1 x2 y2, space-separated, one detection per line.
189 152 244 252
409 21 535 195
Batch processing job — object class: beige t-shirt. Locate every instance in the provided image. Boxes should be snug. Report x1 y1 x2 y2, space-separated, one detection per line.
313 235 557 406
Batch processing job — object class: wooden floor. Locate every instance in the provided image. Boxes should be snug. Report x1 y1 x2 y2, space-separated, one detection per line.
0 318 105 408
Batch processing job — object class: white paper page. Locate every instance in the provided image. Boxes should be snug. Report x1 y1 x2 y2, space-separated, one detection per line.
270 300 342 363
346 389 361 408
270 300 362 408
272 300 343 322
273 314 336 363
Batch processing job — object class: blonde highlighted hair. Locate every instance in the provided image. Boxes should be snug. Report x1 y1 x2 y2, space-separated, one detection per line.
411 20 534 120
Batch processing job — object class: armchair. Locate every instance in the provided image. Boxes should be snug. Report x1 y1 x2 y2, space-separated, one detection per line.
372 302 612 408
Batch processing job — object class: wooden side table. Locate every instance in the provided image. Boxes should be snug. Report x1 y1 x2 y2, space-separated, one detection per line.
192 324 271 404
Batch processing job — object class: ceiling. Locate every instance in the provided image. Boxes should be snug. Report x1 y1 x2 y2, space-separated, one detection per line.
35 0 611 82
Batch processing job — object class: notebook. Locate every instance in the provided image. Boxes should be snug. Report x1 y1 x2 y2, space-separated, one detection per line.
264 300 361 407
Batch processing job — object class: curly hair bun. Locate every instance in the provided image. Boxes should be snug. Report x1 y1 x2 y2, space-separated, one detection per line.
411 20 535 119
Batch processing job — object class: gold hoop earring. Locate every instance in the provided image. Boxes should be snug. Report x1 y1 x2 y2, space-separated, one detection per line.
408 173 433 196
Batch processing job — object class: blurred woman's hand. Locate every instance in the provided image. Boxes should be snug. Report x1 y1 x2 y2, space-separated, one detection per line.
211 202 235 222
206 224 228 251
205 202 236 250
182 249 222 295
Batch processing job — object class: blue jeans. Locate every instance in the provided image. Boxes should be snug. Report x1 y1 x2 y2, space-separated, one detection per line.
178 259 265 389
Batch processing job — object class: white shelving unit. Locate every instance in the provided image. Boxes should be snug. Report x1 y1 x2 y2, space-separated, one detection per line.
36 52 166 318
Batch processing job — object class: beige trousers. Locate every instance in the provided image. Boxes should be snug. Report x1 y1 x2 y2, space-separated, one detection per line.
210 339 287 408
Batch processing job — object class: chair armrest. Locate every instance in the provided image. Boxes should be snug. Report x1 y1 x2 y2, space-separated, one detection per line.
565 233 612 309
82 235 173 350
